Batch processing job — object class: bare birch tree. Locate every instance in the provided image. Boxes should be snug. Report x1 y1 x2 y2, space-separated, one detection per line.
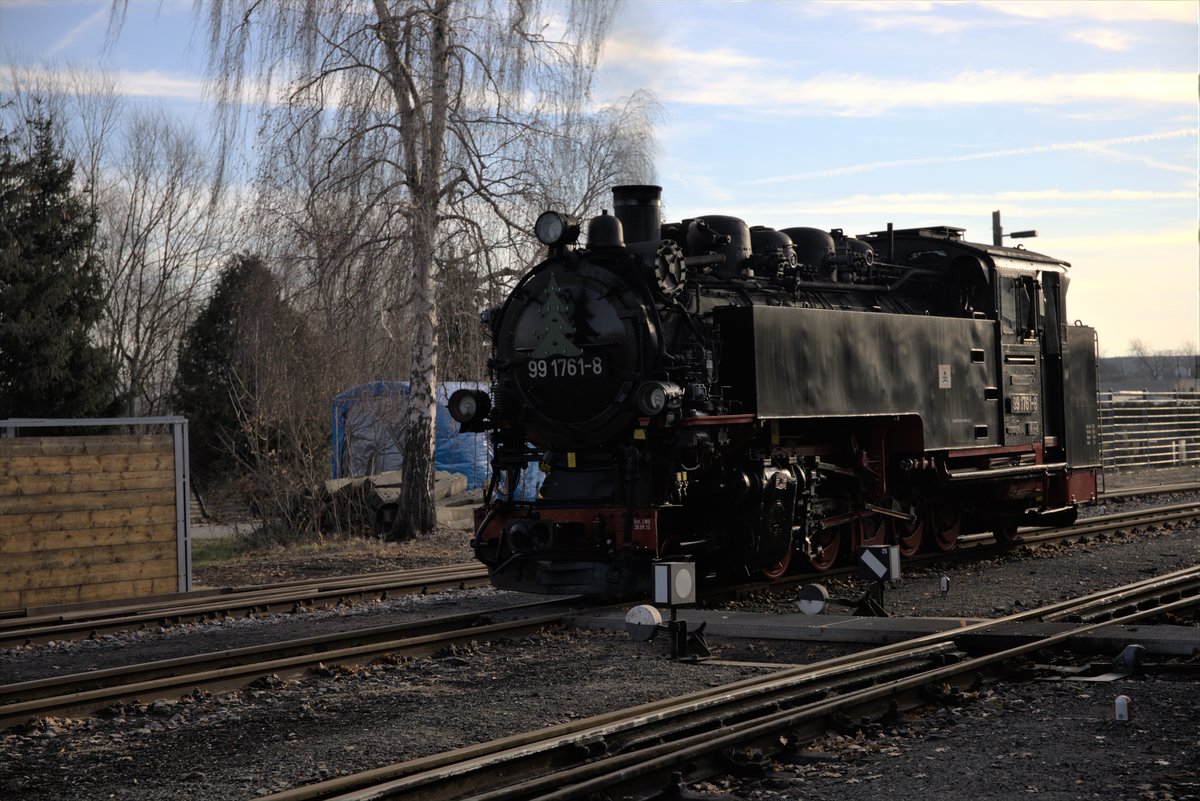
2 67 225 414
252 98 408 384
125 0 629 537
99 109 225 414
528 89 659 220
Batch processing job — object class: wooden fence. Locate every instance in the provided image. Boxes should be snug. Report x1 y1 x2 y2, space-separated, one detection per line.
0 419 191 611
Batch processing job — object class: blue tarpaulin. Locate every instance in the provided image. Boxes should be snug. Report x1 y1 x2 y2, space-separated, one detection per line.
331 381 490 488
330 382 541 500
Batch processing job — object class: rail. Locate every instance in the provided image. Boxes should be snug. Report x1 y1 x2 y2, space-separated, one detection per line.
0 563 489 648
0 603 567 728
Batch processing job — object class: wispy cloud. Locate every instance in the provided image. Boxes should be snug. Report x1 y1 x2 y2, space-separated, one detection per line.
1 64 211 104
601 33 1194 116
819 1 1196 24
813 189 1193 215
776 70 1191 115
110 70 206 102
734 191 1194 223
1043 226 1197 252
831 4 975 35
975 0 1196 24
795 0 1195 34
47 5 107 56
820 189 1197 207
993 189 1196 202
0 63 207 102
1069 28 1135 51
747 130 1199 183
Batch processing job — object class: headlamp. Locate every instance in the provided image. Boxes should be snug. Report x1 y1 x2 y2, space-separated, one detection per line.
635 381 684 416
534 211 580 247
448 388 492 425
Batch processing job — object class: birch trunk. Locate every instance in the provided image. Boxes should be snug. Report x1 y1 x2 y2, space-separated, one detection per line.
375 0 450 537
394 202 440 537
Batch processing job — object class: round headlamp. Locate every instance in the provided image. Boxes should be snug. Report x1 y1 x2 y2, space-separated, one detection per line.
635 381 683 416
448 388 491 424
534 211 580 247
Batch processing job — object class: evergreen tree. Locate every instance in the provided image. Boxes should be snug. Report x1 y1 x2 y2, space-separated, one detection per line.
173 255 261 485
172 254 316 489
530 274 583 359
0 113 121 419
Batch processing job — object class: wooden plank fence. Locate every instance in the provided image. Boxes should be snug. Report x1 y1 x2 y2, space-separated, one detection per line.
0 420 190 611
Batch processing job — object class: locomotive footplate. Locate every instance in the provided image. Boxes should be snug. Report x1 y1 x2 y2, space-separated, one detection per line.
475 505 673 596
531 558 653 597
476 506 664 551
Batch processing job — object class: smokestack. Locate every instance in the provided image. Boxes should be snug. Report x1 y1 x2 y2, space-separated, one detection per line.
612 185 662 244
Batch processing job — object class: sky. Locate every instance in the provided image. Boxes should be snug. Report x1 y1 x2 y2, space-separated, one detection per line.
1 0 1197 357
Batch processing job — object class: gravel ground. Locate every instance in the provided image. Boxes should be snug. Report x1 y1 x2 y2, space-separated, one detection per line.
1 470 1197 801
692 676 1199 801
1 629 794 801
191 526 475 588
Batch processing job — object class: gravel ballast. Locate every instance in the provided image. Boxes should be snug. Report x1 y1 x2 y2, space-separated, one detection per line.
1 479 1197 800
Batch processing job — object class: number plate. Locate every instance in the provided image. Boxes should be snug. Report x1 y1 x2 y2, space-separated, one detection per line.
527 356 605 379
1007 394 1038 415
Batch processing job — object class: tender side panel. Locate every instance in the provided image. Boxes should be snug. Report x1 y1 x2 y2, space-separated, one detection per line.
0 434 180 611
715 305 999 450
1065 325 1101 468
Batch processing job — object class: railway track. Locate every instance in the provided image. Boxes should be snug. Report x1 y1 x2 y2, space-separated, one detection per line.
1098 480 1200 501
3 495 1196 650
0 563 488 648
2 501 1195 734
0 600 570 729
3 482 1193 648
252 565 1200 801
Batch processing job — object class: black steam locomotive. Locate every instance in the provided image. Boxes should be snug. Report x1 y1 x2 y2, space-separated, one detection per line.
451 186 1101 596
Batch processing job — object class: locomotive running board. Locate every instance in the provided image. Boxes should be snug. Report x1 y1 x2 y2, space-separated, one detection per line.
945 461 1068 481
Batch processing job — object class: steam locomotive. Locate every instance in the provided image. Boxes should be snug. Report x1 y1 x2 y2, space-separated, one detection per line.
451 186 1101 596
